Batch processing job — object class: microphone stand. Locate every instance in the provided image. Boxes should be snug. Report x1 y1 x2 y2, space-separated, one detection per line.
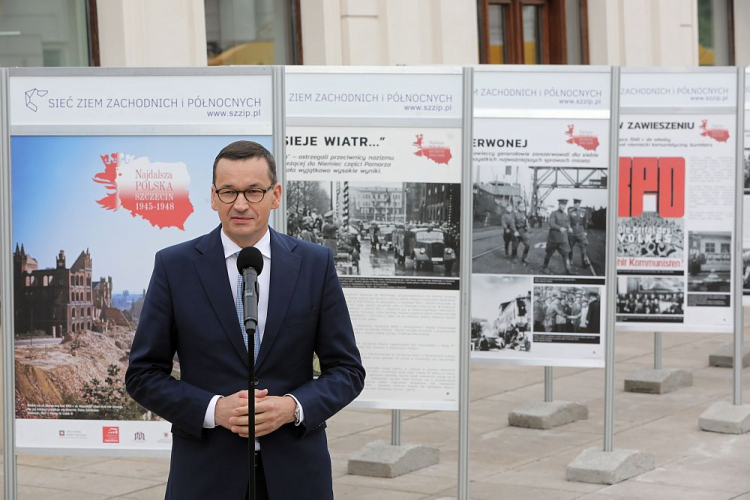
243 279 260 500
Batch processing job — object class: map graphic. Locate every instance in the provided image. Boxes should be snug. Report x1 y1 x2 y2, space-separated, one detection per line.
413 134 452 165
93 153 194 230
700 120 730 142
565 125 600 151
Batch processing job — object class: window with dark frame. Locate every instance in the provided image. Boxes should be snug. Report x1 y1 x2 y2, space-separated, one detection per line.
698 0 734 66
478 0 588 65
205 0 302 66
0 0 96 67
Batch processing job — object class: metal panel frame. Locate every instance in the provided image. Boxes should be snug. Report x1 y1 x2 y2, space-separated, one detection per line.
5 66 277 469
274 66 287 233
1 66 18 500
733 68 746 406
9 66 274 78
617 66 740 339
285 66 466 412
470 65 612 369
285 66 463 76
457 66 474 500
604 67 621 452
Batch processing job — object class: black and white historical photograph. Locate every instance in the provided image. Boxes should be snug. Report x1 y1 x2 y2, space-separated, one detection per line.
471 275 532 352
286 180 461 278
472 164 608 277
616 276 685 315
532 285 601 334
618 212 684 260
688 231 731 292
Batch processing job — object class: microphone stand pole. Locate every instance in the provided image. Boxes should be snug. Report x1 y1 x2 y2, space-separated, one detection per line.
244 280 259 500
247 321 256 500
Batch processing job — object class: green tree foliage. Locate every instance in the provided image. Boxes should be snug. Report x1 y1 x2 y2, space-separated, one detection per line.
80 364 145 420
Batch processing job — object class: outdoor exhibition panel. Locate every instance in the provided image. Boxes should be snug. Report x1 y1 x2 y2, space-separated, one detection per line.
471 66 614 368
616 69 739 333
6 67 279 455
285 67 465 410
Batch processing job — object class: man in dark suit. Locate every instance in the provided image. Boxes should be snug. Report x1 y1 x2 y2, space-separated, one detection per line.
586 292 601 334
126 141 365 500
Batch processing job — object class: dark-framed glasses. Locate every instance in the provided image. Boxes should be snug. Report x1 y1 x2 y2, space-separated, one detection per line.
214 183 275 204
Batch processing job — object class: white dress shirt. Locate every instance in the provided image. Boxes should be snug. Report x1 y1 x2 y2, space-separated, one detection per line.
202 228 303 447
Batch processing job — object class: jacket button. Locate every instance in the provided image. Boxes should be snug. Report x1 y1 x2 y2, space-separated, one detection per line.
253 378 259 387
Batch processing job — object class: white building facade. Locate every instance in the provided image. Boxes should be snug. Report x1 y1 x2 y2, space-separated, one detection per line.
0 0 745 68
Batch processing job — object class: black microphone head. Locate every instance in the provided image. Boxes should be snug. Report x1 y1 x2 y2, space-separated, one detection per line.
237 246 264 275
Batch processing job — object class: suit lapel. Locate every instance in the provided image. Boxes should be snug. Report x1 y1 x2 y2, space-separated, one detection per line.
194 226 249 368
256 229 301 372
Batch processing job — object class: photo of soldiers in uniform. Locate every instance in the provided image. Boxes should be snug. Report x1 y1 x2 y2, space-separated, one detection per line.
616 276 685 316
533 286 601 334
471 275 533 353
687 231 731 292
286 180 460 278
744 148 750 193
473 163 607 277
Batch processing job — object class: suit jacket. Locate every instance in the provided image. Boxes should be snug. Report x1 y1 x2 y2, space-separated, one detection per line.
126 226 365 500
586 299 600 333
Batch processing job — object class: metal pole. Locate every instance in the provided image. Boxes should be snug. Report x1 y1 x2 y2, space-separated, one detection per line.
544 367 553 402
391 410 401 446
603 67 621 453
274 66 287 234
1 68 18 500
457 66 474 500
733 68 745 406
654 332 663 370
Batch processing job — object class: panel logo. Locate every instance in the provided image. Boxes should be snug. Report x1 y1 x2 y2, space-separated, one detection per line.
58 429 87 440
699 119 730 142
102 426 120 444
133 431 146 442
24 88 48 112
158 431 172 444
412 134 452 165
565 124 599 151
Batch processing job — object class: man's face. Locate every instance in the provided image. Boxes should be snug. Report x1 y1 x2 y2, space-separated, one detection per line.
558 202 566 211
574 202 581 209
211 156 281 247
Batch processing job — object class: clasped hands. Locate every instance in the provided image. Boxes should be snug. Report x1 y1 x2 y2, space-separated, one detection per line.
215 389 296 438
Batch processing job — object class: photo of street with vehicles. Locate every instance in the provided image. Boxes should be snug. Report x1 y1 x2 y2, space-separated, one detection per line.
286 180 461 278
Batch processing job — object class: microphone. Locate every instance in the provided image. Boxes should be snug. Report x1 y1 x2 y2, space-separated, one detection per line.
237 247 264 332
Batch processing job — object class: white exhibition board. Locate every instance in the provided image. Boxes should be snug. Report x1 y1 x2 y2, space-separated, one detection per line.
616 69 739 333
470 67 612 368
9 68 275 454
285 67 464 410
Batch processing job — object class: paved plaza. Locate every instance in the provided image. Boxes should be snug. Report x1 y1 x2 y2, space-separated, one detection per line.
4 328 750 499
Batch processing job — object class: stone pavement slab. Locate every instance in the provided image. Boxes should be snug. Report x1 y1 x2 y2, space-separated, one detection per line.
2 329 748 500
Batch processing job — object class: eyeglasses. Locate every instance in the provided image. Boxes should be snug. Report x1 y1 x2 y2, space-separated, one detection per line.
214 183 275 204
